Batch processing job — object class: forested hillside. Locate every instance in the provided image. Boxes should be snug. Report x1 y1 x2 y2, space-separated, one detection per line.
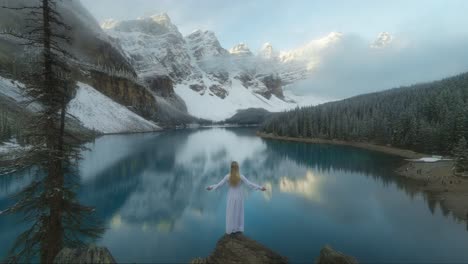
260 72 468 155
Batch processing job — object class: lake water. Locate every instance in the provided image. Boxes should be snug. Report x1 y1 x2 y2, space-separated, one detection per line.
1 128 468 263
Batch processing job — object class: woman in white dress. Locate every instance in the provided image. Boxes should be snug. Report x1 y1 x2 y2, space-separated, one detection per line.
207 161 266 234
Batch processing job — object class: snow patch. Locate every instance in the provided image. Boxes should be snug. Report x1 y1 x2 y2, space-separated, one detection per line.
0 138 23 155
0 76 25 102
407 156 453 163
175 79 296 121
68 82 160 134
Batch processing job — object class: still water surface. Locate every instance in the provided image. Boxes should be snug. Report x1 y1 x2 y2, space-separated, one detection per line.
1 128 468 263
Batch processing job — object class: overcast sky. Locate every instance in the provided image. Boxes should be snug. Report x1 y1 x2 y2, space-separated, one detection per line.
80 0 468 98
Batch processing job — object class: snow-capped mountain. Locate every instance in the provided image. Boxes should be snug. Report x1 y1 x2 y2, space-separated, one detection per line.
259 43 279 60
2 2 397 126
229 43 254 57
186 30 229 60
103 14 308 121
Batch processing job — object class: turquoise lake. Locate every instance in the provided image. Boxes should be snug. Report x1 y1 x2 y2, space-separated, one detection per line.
1 128 468 263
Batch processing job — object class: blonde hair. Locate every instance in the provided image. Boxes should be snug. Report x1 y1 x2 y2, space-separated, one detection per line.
229 161 241 187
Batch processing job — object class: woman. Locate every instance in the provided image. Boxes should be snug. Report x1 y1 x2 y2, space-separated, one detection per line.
207 161 266 234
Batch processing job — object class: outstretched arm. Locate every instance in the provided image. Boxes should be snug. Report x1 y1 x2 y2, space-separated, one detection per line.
207 174 229 191
241 175 266 191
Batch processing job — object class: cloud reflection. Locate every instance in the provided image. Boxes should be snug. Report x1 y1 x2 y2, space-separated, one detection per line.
279 170 322 202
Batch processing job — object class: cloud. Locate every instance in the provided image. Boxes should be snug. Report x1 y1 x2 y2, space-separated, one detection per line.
290 31 468 99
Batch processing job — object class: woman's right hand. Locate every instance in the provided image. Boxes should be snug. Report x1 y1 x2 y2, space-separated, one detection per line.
206 186 213 191
261 187 267 191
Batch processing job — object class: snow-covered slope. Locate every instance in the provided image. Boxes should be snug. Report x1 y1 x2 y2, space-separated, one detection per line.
103 14 307 121
175 79 293 121
68 82 160 133
1 76 159 134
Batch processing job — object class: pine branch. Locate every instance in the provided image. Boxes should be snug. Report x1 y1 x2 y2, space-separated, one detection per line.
0 6 41 10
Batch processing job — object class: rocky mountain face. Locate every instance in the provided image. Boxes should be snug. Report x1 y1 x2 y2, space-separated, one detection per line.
103 14 319 121
0 1 199 129
0 2 395 125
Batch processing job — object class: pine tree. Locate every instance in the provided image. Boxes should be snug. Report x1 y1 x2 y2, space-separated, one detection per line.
0 111 12 143
1 1 103 263
260 72 468 156
453 137 468 174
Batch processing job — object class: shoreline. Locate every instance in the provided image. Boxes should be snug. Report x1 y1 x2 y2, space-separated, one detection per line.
257 132 468 222
256 132 427 159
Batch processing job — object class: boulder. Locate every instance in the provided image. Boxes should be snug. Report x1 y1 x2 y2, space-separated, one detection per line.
54 246 116 264
315 245 358 264
192 233 288 264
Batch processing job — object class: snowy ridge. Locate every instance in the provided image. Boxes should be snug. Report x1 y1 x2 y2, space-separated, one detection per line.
103 13 306 121
0 76 42 111
1 76 158 134
229 43 253 56
68 82 160 134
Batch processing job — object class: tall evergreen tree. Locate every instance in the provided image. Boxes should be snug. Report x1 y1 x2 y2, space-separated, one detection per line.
0 0 103 263
453 137 468 174
260 71 468 155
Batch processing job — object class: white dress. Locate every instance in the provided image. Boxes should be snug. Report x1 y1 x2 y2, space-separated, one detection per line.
209 174 263 234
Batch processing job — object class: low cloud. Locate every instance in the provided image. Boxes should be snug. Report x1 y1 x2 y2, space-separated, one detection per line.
291 32 468 99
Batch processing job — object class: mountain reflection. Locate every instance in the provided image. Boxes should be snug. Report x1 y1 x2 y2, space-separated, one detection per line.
77 128 416 229
2 128 466 263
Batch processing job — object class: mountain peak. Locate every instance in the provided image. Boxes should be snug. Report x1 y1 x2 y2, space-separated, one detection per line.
150 12 171 24
259 42 278 59
229 43 252 56
102 13 179 35
187 29 216 39
185 29 228 59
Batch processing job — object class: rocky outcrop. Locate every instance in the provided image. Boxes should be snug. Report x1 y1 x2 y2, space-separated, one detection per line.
191 234 287 264
82 70 157 119
54 246 116 264
315 245 358 264
209 85 228 99
262 74 284 99
144 75 174 97
190 84 206 92
192 235 359 264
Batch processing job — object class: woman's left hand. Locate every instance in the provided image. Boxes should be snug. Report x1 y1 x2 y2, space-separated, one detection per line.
261 187 267 191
